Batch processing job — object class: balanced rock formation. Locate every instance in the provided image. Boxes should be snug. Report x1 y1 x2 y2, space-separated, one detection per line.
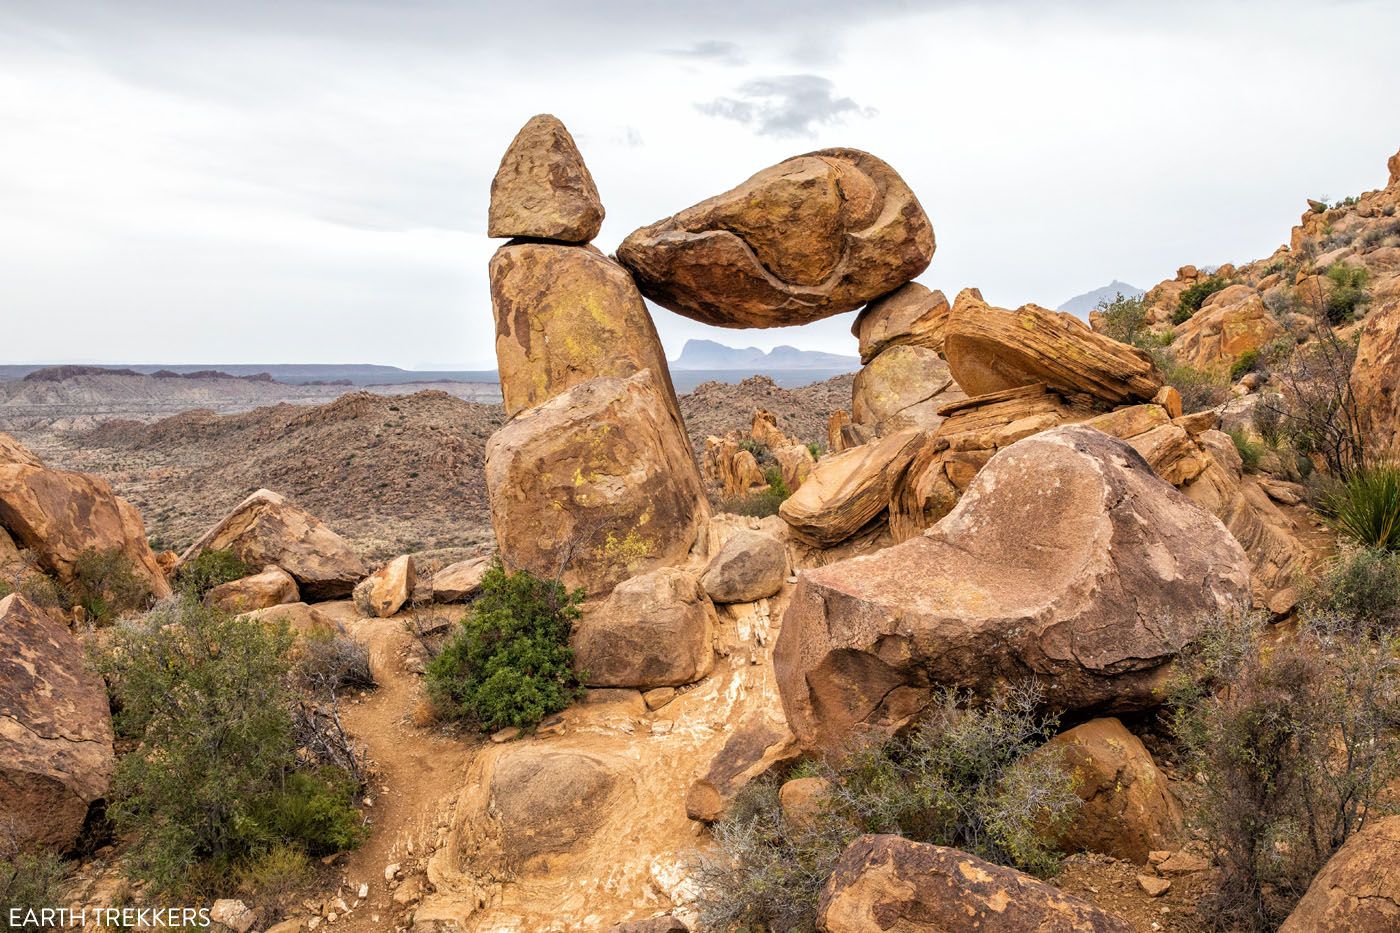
852 282 950 363
700 528 787 603
1279 815 1400 932
944 290 1162 405
431 556 492 603
490 242 682 423
0 594 115 851
1036 718 1184 863
850 344 965 434
204 565 299 614
817 835 1134 933
779 429 924 547
572 567 716 688
487 114 603 243
776 426 1251 750
353 554 415 618
177 489 367 601
485 370 709 596
617 149 932 328
0 436 170 600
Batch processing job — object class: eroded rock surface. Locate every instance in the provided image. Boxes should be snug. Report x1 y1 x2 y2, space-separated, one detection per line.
700 529 787 603
1280 815 1400 932
487 114 603 243
353 554 415 618
205 565 299 614
852 282 950 363
572 568 716 688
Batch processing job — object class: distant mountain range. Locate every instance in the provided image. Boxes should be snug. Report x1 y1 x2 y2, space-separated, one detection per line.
670 339 860 371
1057 280 1145 318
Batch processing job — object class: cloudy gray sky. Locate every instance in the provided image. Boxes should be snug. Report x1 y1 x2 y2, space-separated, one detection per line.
2 0 1398 369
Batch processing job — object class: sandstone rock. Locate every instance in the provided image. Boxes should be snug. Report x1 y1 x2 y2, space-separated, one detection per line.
1391 146 1400 188
851 345 965 434
1137 875 1171 897
0 525 21 570
210 899 257 933
235 602 340 643
572 568 716 688
0 450 171 601
704 436 767 499
771 443 816 493
617 149 932 328
485 371 709 596
177 489 366 601
490 747 624 867
852 282 950 363
700 529 787 603
816 835 1134 933
776 427 1251 750
487 114 603 243
779 776 831 830
431 556 492 602
686 717 799 822
205 565 299 614
1353 296 1400 458
0 594 115 851
490 242 681 422
606 918 687 933
944 290 1162 405
778 430 924 547
353 554 415 618
827 410 851 454
1279 815 1400 932
1036 718 1184 863
1172 290 1286 371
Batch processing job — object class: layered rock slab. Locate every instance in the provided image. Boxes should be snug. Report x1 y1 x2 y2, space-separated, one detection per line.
775 426 1251 750
851 282 950 363
487 114 603 243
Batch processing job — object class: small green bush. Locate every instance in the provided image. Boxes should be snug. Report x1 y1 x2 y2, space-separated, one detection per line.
806 441 821 460
425 562 584 731
1306 547 1400 634
250 770 366 856
70 547 151 622
174 548 252 598
0 840 68 931
1096 292 1150 347
14 572 64 610
1152 350 1230 414
1324 263 1370 324
1229 349 1261 381
1228 428 1264 472
1321 465 1400 551
719 466 792 518
0 578 11 599
1174 276 1228 324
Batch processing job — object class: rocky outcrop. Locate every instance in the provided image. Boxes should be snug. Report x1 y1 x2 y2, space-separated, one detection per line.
685 716 799 822
431 556 492 603
775 427 1251 750
1036 718 1184 863
353 554 415 618
235 601 339 643
204 565 299 614
1279 815 1400 932
703 436 767 499
487 747 628 870
617 149 932 328
778 430 924 547
700 528 787 603
944 290 1162 405
1353 296 1400 457
487 114 603 243
816 835 1134 933
852 282 950 363
177 489 367 601
571 568 716 688
0 594 115 851
850 344 965 435
1171 287 1286 372
0 438 171 600
485 370 709 596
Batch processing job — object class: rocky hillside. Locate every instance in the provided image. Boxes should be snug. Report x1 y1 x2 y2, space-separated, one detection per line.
678 373 853 454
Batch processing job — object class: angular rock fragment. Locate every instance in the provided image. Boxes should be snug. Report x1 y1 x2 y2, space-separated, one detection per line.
487 114 603 243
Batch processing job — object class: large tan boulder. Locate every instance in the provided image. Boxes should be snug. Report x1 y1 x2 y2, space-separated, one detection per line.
488 746 628 869
204 565 299 614
1171 288 1286 371
487 114 603 243
700 528 787 603
235 601 340 643
816 835 1134 933
490 242 682 423
852 282 950 363
778 430 924 547
617 149 932 328
0 446 171 600
0 594 115 851
352 554 415 618
431 556 492 603
177 489 367 601
851 344 965 434
1280 815 1400 932
485 370 709 597
1353 296 1400 458
1036 718 1184 863
571 567 716 688
775 426 1251 750
944 290 1162 405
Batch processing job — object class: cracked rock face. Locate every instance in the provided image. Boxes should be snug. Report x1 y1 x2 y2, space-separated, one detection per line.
0 594 115 851
487 114 604 243
1279 814 1400 932
616 148 932 328
774 426 1251 751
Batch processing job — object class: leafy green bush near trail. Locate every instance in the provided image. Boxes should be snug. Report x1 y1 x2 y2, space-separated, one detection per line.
1227 428 1265 472
0 840 67 931
425 562 584 731
691 686 1077 931
1306 547 1400 634
1321 465 1400 551
1173 276 1228 325
173 547 252 598
69 547 152 622
1324 263 1370 324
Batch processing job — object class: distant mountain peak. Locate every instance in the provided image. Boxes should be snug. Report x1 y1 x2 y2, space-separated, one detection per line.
1058 280 1145 318
671 339 859 371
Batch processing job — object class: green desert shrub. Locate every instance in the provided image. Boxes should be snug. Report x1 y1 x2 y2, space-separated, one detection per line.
0 578 11 599
0 837 68 931
1321 465 1400 550
424 562 584 731
70 547 152 622
1152 351 1230 413
97 597 365 893
1228 348 1261 381
1324 263 1370 324
1305 547 1400 634
719 466 792 518
1096 292 1150 347
1227 428 1265 472
691 685 1078 931
173 548 251 598
1173 275 1228 324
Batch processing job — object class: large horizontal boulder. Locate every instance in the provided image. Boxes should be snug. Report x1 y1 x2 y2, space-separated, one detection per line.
204 565 299 614
778 430 924 547
775 426 1251 750
1279 815 1400 932
431 556 492 603
0 443 171 600
0 594 115 851
816 835 1134 932
489 242 681 423
617 149 932 328
487 114 603 243
852 282 950 363
571 568 716 688
851 344 965 434
685 716 799 823
485 370 709 597
944 290 1162 405
700 528 787 603
176 489 367 601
